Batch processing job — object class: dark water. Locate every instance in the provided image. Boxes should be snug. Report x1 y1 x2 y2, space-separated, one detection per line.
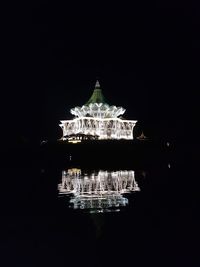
1 144 199 267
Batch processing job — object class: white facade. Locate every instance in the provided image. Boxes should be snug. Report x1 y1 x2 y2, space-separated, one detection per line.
59 81 137 140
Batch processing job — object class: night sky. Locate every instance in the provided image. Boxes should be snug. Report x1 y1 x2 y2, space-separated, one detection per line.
2 5 199 267
6 2 199 144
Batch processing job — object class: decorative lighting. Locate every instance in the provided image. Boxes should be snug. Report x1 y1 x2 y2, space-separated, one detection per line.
58 169 140 213
59 80 137 140
68 140 81 144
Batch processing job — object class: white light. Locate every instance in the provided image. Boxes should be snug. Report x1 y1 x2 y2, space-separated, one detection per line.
59 83 137 140
58 169 140 211
60 117 137 140
68 140 81 144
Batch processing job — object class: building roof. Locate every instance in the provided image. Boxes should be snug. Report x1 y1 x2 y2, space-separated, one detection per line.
137 131 148 140
85 80 108 105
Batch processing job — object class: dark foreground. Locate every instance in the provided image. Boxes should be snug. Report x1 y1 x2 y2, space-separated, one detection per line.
1 140 199 266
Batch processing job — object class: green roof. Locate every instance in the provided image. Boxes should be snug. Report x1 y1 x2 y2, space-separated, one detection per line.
85 80 108 105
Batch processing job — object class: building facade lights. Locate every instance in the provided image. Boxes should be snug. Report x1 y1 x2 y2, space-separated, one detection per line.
59 80 137 140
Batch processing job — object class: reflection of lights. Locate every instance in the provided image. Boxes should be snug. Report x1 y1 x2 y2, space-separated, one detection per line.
69 195 128 211
67 168 81 176
68 140 81 144
58 169 140 213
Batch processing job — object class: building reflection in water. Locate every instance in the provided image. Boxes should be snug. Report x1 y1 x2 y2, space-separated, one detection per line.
58 169 140 213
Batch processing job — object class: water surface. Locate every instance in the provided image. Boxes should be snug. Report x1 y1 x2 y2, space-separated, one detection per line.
1 151 199 267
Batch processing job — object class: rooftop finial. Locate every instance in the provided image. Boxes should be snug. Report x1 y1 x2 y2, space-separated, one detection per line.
95 80 100 88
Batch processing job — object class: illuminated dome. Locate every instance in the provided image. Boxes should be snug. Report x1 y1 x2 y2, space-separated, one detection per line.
60 80 137 140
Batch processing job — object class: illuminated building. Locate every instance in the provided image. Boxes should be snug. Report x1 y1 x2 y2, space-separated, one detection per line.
59 80 137 141
58 168 140 212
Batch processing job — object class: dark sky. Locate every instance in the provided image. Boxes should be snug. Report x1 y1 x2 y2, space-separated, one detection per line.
6 2 199 143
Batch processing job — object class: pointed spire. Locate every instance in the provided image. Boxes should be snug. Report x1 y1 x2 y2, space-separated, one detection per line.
85 79 108 105
95 80 100 88
137 131 148 140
